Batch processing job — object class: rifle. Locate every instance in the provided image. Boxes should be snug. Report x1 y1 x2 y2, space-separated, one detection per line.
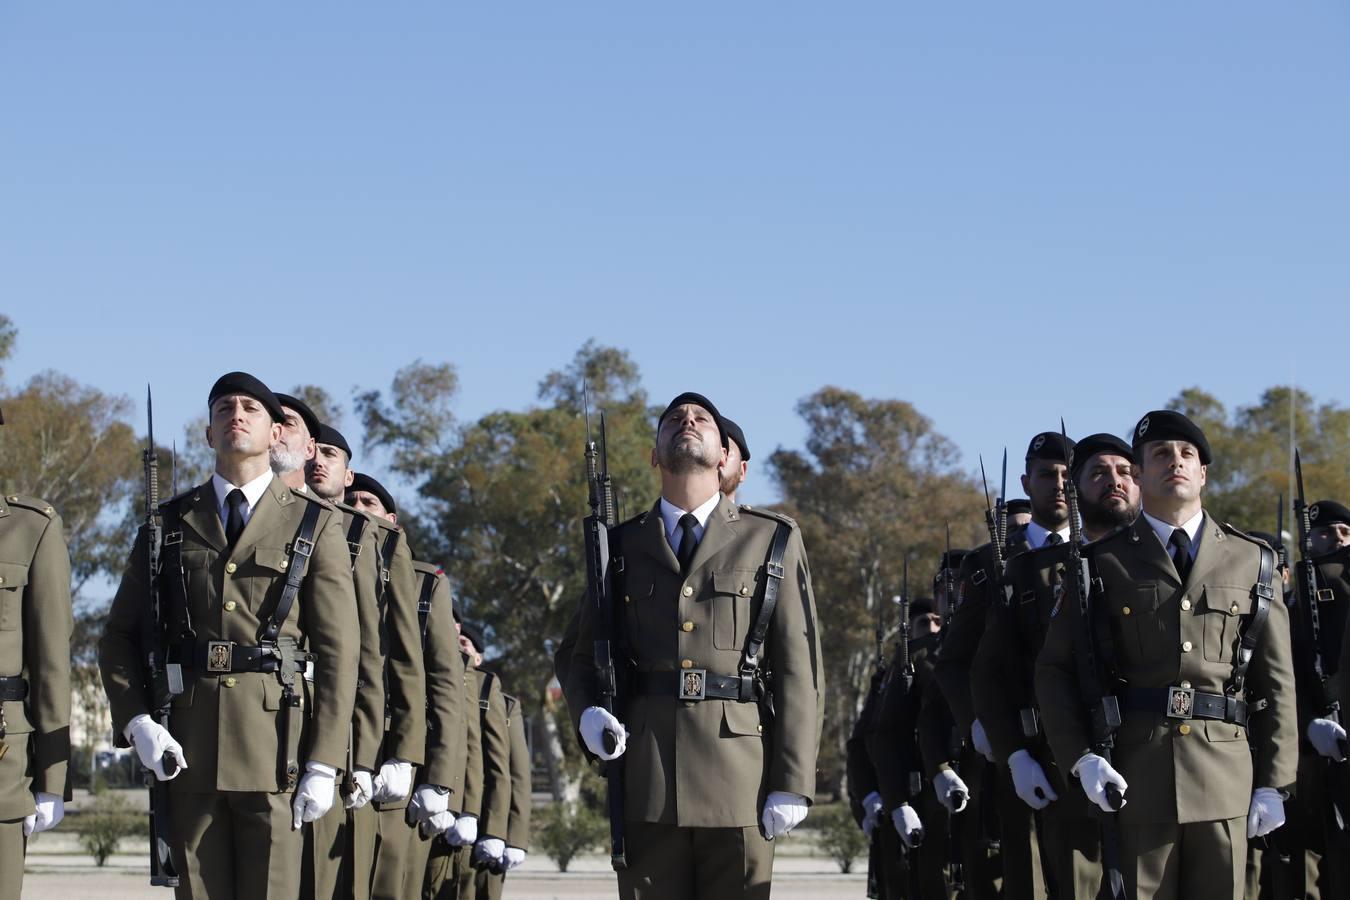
940 526 966 895
1293 451 1350 829
1276 494 1288 573
140 387 179 888
1060 420 1126 900
583 390 626 870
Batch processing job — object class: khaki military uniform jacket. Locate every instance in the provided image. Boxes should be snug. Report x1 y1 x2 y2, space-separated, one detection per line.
0 496 71 819
1036 513 1298 825
503 694 531 850
457 662 485 818
336 502 387 774
475 670 511 841
99 476 359 792
411 563 466 794
366 519 426 784
565 496 824 828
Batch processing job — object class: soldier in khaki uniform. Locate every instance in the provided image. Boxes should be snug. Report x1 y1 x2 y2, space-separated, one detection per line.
563 391 823 900
99 372 361 900
971 432 1140 899
456 624 511 898
403 560 470 900
1037 410 1298 900
0 403 73 900
340 473 430 900
301 422 393 900
486 692 532 897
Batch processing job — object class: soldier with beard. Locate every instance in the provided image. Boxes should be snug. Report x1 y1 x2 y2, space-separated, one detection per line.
720 417 749 502
563 392 823 900
971 432 1139 898
271 394 320 493
936 431 1075 900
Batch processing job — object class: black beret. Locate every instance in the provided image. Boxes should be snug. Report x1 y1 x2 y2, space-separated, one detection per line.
908 597 937 620
459 621 485 654
1071 433 1135 480
274 393 320 439
1310 499 1350 529
1131 410 1212 465
208 372 285 423
722 416 750 461
315 423 352 461
658 392 727 443
347 472 397 516
1005 498 1031 516
1025 431 1075 464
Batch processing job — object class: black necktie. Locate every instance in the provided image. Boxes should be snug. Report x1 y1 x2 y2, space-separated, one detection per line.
676 513 699 573
1044 532 1063 547
1169 528 1193 580
225 489 246 547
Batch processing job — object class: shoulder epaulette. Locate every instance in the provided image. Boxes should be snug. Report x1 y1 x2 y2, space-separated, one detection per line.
411 559 440 576
292 487 335 510
738 504 798 529
1222 521 1270 548
4 494 58 518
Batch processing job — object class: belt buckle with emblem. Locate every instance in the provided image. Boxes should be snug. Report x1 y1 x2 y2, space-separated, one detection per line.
206 640 235 674
1167 685 1195 719
678 668 707 701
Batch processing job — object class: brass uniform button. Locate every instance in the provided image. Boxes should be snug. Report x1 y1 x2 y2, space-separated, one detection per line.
5 496 15 503
682 586 694 597
739 586 750 596
280 559 289 571
1181 641 1193 653
682 621 694 633
1181 599 1192 611
680 659 693 669
224 677 238 688
1122 606 1131 616
757 724 764 734
0 577 5 585
1181 680 1191 689
625 595 632 604
224 600 237 612
1230 603 1240 614
226 562 238 574
1178 723 1191 736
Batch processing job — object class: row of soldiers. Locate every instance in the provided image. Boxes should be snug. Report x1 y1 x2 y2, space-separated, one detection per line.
849 412 1350 900
0 372 533 900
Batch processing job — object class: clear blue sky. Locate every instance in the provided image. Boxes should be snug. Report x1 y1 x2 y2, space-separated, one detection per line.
3 3 1348 508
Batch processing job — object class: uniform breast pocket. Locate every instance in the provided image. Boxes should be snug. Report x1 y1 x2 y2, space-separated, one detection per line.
710 569 757 651
0 562 29 631
1201 586 1252 664
1111 584 1166 668
251 547 292 610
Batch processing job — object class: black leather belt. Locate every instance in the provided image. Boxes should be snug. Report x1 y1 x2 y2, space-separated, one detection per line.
1122 686 1248 727
172 641 308 676
634 670 757 703
0 676 27 701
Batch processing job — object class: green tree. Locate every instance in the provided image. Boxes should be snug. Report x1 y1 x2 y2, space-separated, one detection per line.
767 387 985 791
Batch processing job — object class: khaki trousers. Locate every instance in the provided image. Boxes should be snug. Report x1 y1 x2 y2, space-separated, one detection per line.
0 819 24 900
994 765 1046 900
168 790 301 900
1038 806 1102 899
1120 816 1246 900
371 806 416 900
616 821 775 900
303 790 377 900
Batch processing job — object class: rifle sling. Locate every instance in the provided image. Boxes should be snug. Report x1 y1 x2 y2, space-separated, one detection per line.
740 522 792 679
345 514 369 570
417 568 437 643
259 501 323 645
1227 544 1274 698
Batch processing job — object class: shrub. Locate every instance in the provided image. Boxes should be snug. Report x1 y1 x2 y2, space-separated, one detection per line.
535 801 608 872
78 791 143 866
814 805 870 874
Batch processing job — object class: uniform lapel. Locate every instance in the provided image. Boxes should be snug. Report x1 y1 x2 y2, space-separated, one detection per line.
1183 512 1227 591
686 496 738 574
631 500 680 575
179 480 226 552
1127 515 1183 589
228 476 293 564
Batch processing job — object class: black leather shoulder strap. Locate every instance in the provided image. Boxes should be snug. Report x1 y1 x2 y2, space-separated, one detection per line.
740 522 792 676
344 514 369 570
1228 544 1275 698
260 501 323 644
417 569 437 642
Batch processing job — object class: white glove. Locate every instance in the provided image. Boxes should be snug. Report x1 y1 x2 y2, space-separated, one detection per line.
860 790 884 838
1074 753 1128 813
1248 787 1286 839
580 706 628 760
22 793 64 837
971 719 995 763
932 769 969 814
503 846 527 871
448 813 479 846
371 758 414 804
474 837 506 865
409 783 451 823
1307 718 1347 762
292 762 338 829
760 790 809 838
344 770 373 810
890 804 924 848
1008 749 1059 810
125 714 187 781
